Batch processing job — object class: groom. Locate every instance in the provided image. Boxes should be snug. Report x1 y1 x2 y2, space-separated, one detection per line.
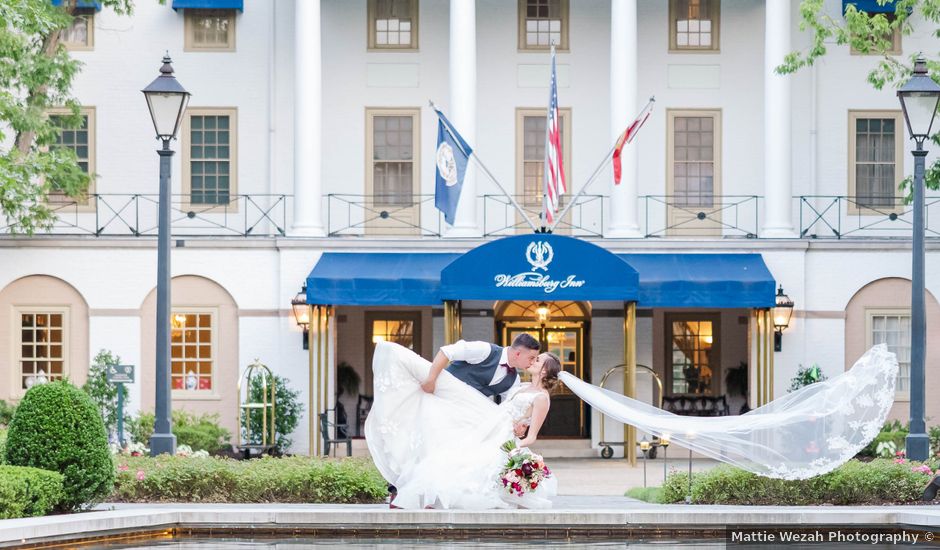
386 333 540 508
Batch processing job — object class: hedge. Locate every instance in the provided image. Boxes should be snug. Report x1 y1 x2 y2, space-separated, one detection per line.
0 466 64 519
112 456 386 504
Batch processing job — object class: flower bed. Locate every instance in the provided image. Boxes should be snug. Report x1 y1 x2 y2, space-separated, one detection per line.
655 459 939 505
112 455 386 504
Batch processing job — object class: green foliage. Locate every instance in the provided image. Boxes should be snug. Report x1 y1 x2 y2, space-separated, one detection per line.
0 401 16 428
4 380 113 511
128 410 231 454
624 486 665 503
112 455 387 504
241 374 304 452
930 425 940 456
780 0 940 203
82 350 126 439
660 459 933 505
788 363 828 392
858 420 909 457
0 429 6 464
0 0 133 234
0 465 64 519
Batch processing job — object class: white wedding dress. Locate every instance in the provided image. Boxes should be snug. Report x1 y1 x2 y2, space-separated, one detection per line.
364 341 558 509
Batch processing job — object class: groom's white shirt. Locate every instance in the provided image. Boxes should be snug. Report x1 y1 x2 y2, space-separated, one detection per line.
440 339 521 400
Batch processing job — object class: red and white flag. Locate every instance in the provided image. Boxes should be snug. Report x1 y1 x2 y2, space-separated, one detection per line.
613 98 655 185
544 45 566 225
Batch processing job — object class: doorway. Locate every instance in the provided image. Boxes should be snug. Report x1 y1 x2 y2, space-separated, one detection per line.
496 301 590 438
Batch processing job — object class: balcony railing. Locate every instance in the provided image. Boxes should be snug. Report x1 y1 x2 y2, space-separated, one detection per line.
0 194 288 237
482 194 605 237
641 195 761 238
798 196 940 239
327 194 443 236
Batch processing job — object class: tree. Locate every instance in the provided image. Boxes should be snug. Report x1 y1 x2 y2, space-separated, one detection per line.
0 0 131 234
777 0 940 202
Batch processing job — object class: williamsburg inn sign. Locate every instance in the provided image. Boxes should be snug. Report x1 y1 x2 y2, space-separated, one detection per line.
494 241 586 294
439 234 640 302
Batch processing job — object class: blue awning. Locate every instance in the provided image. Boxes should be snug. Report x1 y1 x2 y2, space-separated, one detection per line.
172 0 243 11
618 253 776 308
441 234 639 301
52 0 101 10
842 0 898 14
306 253 460 306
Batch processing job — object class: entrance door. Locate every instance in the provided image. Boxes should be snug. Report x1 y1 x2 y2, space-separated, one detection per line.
502 324 586 437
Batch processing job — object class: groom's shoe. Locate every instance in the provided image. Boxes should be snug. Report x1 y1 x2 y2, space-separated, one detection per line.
924 475 940 501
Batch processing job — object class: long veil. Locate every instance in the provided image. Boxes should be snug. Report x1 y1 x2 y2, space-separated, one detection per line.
559 344 898 480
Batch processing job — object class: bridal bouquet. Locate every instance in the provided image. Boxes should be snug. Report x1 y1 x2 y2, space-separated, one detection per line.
499 440 552 497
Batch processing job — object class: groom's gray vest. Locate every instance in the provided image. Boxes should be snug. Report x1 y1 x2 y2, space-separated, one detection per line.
445 344 518 398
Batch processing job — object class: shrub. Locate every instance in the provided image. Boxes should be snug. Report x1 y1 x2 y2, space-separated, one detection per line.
788 364 827 392
5 381 114 511
0 401 16 428
858 420 909 458
128 410 231 454
660 459 933 505
241 374 304 452
930 425 940 457
0 466 64 519
0 429 6 464
82 350 128 439
112 455 386 504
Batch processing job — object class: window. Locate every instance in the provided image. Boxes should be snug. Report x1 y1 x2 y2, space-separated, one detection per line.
850 14 901 55
16 309 68 390
48 107 95 207
518 0 569 51
184 9 236 52
867 310 911 396
669 0 720 52
368 0 418 50
366 312 421 391
171 311 215 392
60 10 94 50
848 111 904 212
182 108 237 208
666 316 718 396
365 108 420 233
515 108 572 229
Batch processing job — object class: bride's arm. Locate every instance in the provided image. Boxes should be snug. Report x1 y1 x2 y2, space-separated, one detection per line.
517 394 550 447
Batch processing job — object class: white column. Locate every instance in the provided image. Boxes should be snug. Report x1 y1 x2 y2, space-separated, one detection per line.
761 0 796 238
291 0 326 236
445 0 480 237
607 0 642 238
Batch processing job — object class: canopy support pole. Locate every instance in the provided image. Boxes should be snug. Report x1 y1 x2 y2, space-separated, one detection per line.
444 300 461 345
309 305 318 456
624 301 637 465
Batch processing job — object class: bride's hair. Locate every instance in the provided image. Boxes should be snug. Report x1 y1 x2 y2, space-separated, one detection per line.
539 353 562 392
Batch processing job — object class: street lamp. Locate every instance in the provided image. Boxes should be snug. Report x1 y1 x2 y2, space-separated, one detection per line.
898 56 940 462
142 54 190 456
291 284 310 350
773 285 794 352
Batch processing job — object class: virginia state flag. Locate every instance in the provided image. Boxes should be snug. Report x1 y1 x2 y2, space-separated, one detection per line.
434 108 473 225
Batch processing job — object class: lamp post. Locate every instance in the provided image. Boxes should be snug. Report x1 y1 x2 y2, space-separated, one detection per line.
291 284 311 350
142 54 191 456
897 56 940 462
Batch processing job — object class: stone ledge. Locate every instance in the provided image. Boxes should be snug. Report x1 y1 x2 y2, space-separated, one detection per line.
1 505 937 547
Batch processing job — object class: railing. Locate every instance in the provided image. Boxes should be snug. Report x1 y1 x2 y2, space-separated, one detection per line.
482 194 605 237
326 194 443 236
798 196 940 239
641 195 761 238
0 194 288 237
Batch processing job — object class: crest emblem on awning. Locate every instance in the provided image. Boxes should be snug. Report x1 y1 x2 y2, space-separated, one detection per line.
526 241 553 271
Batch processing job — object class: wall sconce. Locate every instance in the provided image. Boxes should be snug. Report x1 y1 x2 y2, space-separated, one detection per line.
773 284 794 352
291 283 310 350
536 301 550 325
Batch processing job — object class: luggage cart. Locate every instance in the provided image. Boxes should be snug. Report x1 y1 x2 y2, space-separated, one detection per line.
597 364 663 459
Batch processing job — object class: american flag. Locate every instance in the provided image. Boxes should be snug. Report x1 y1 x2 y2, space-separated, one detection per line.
543 45 566 226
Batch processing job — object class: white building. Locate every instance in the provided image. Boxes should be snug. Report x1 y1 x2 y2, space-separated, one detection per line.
1 0 938 458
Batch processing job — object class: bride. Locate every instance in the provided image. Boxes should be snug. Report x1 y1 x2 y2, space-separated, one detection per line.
365 340 561 509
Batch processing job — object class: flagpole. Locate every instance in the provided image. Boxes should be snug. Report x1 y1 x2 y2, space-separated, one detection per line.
548 97 655 232
429 100 539 233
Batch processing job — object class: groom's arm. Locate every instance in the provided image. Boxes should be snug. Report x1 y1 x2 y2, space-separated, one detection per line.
420 340 490 393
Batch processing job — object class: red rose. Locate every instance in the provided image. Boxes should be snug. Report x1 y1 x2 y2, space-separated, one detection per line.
531 482 538 489
515 468 523 476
